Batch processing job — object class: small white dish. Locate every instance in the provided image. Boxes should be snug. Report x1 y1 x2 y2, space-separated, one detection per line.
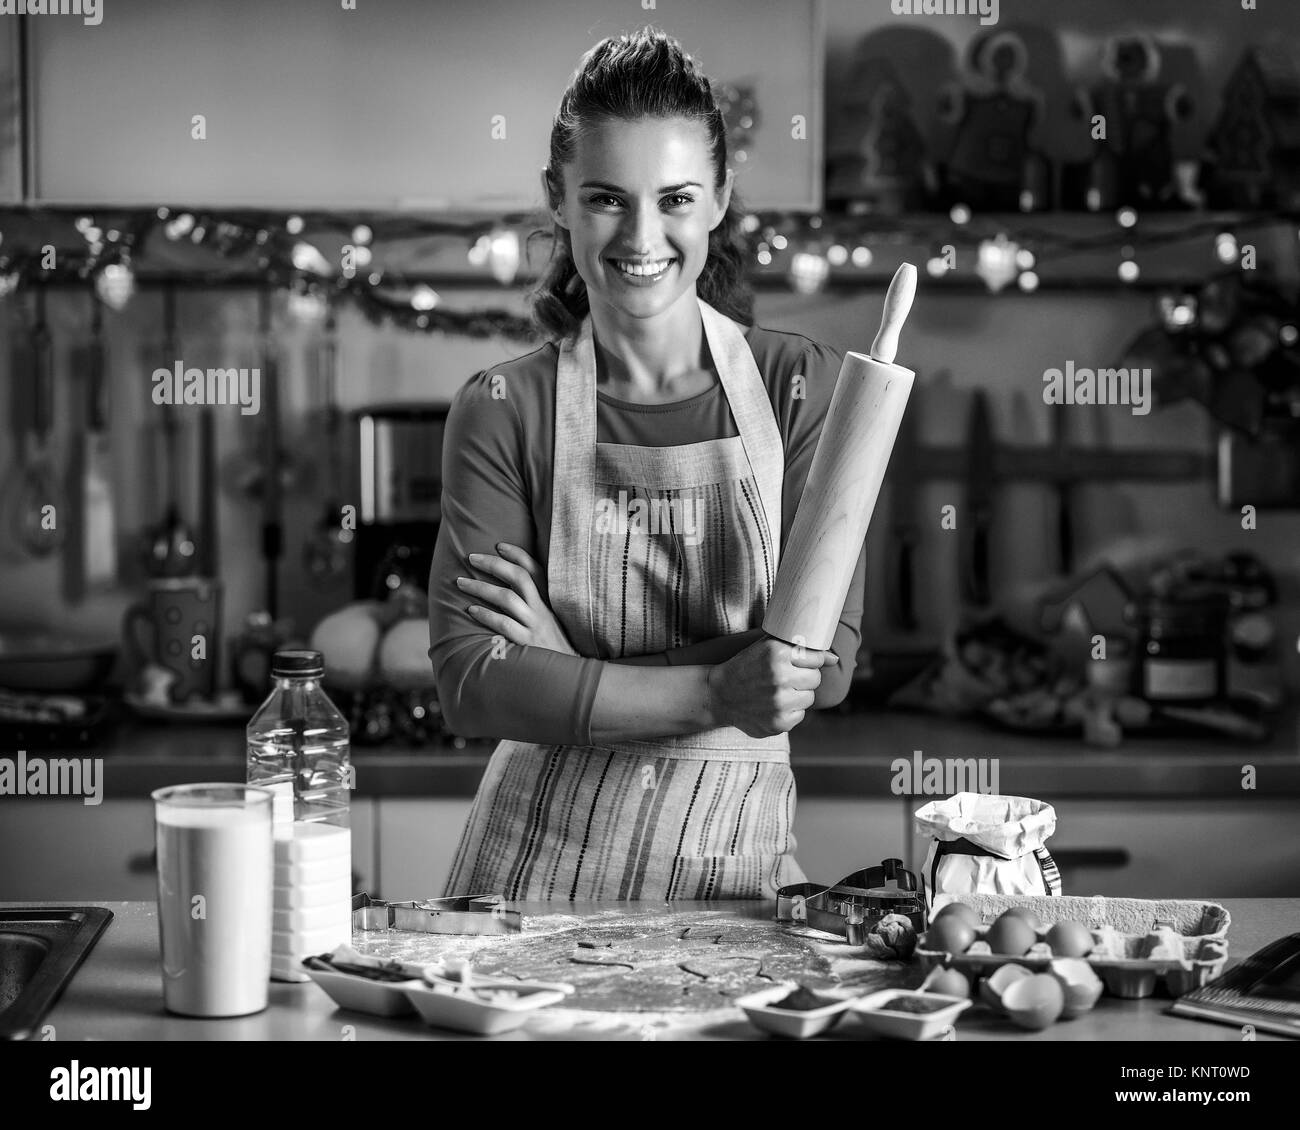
851 990 971 1040
733 985 857 1039
303 966 422 1016
403 973 574 1035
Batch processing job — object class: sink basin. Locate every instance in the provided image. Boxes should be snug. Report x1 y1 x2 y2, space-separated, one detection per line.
0 907 113 1040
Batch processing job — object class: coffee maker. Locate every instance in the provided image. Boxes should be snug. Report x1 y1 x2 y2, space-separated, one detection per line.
351 403 449 600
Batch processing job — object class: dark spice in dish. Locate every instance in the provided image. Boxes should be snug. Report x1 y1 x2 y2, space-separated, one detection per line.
770 986 835 1011
878 994 951 1013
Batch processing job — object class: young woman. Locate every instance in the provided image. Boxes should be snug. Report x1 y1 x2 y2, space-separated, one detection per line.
427 28 869 901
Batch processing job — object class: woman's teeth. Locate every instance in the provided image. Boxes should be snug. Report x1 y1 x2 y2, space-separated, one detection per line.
611 258 674 277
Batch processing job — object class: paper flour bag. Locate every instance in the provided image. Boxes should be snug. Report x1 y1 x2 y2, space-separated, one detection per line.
914 792 1062 900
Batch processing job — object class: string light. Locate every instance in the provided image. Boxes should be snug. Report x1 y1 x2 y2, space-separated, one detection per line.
1159 293 1197 329
0 203 1288 346
976 233 1020 293
164 213 194 240
486 228 521 285
291 241 333 275
409 284 439 311
787 250 829 295
94 262 134 310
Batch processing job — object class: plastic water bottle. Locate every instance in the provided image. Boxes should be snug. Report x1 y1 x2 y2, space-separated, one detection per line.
246 649 352 981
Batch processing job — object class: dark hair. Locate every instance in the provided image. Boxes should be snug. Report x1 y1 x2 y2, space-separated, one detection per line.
526 26 754 342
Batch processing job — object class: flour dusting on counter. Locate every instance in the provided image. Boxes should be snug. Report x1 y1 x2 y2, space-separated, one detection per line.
349 907 915 1026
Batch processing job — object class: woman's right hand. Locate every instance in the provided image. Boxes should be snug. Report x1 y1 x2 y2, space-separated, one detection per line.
706 636 837 737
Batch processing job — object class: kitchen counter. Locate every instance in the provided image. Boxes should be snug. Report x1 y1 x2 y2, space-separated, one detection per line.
18 898 1297 1041
76 704 1300 798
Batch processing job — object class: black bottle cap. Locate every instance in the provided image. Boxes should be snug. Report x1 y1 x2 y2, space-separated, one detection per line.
271 649 325 678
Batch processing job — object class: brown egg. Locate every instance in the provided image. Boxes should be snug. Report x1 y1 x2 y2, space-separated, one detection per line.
1046 920 1094 958
924 916 976 956
933 902 981 930
986 912 1037 956
1000 905 1042 930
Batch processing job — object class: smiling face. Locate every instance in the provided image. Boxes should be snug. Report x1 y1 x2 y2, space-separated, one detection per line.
546 117 733 323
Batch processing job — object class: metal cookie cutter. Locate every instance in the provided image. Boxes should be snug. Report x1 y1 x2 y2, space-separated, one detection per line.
351 892 523 936
775 858 926 945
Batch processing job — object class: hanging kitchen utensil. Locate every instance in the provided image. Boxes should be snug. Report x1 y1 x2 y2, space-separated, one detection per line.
259 288 283 617
303 302 351 586
141 288 197 577
959 390 994 606
63 295 118 601
17 289 65 558
1051 406 1073 574
196 374 219 578
62 311 88 600
885 390 920 631
2 295 35 562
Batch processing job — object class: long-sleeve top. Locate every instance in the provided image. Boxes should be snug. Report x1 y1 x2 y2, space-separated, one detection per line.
427 323 869 745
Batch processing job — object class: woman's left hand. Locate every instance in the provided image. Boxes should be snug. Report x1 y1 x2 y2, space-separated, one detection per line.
457 543 579 656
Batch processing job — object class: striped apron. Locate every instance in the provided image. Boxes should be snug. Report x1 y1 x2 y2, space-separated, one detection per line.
442 296 808 901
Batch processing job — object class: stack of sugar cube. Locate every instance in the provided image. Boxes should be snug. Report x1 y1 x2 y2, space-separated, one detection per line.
271 821 352 982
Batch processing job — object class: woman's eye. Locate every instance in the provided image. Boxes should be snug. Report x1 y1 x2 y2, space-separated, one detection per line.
590 194 694 208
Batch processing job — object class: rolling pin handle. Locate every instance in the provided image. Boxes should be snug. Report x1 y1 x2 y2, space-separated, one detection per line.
870 263 918 365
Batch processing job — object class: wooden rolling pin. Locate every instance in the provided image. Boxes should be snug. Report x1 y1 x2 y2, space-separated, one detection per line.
763 264 918 651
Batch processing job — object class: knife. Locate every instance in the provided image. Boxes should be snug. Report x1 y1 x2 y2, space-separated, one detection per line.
885 396 920 630
960 391 994 606
84 299 117 589
1052 407 1073 574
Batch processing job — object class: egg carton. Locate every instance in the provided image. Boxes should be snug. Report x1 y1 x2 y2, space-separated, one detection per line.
915 893 1231 999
